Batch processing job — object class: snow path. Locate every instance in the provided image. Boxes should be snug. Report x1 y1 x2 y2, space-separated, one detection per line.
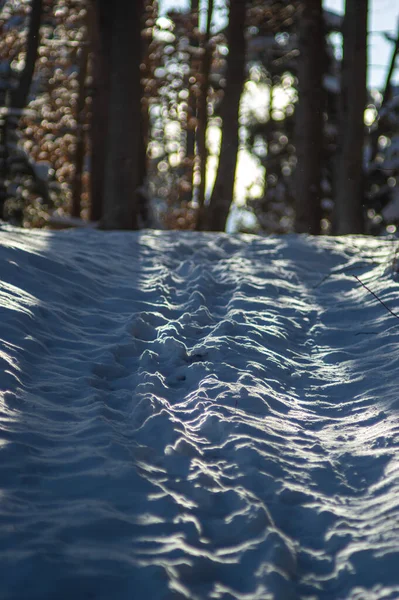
1 226 399 599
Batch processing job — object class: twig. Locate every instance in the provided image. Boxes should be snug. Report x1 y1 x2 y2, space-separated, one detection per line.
314 261 379 289
355 331 377 335
353 274 399 321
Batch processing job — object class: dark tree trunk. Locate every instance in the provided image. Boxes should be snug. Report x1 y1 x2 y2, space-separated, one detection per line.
294 0 324 234
333 0 368 234
195 0 214 229
181 0 199 204
136 9 151 228
99 0 145 230
71 42 89 219
11 0 42 109
202 0 247 232
88 0 111 223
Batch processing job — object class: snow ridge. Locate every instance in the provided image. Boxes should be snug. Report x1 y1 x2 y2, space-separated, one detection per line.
0 226 399 599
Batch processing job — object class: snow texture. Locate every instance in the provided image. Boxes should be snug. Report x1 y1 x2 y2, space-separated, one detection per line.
1 224 399 600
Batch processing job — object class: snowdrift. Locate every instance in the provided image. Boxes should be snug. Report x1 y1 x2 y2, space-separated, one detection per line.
1 224 399 599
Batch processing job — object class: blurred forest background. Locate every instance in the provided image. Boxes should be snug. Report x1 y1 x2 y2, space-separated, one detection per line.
0 0 399 235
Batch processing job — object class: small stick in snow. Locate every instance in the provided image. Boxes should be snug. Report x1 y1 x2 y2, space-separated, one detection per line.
355 331 377 335
353 275 399 322
314 261 379 288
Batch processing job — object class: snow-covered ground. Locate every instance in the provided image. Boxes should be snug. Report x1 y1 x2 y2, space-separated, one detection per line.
1 224 399 600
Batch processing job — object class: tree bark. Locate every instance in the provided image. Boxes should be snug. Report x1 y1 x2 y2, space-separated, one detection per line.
195 0 214 229
294 0 324 234
181 0 199 204
201 0 247 232
11 0 42 109
71 42 89 218
100 0 145 230
333 0 368 234
88 0 111 223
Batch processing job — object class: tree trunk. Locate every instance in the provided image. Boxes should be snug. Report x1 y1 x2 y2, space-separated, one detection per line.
195 0 214 229
202 0 247 232
181 0 199 204
88 0 111 223
333 0 368 234
294 0 324 234
71 42 89 218
11 0 42 109
136 3 152 228
100 0 145 230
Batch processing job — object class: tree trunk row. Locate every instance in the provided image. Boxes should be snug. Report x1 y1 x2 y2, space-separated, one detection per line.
295 0 368 235
14 0 370 234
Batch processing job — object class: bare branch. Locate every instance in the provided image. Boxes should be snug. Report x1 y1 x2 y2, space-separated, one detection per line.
353 274 399 321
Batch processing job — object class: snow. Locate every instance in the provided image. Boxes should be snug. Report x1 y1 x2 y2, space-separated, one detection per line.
323 9 344 32
1 224 399 600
